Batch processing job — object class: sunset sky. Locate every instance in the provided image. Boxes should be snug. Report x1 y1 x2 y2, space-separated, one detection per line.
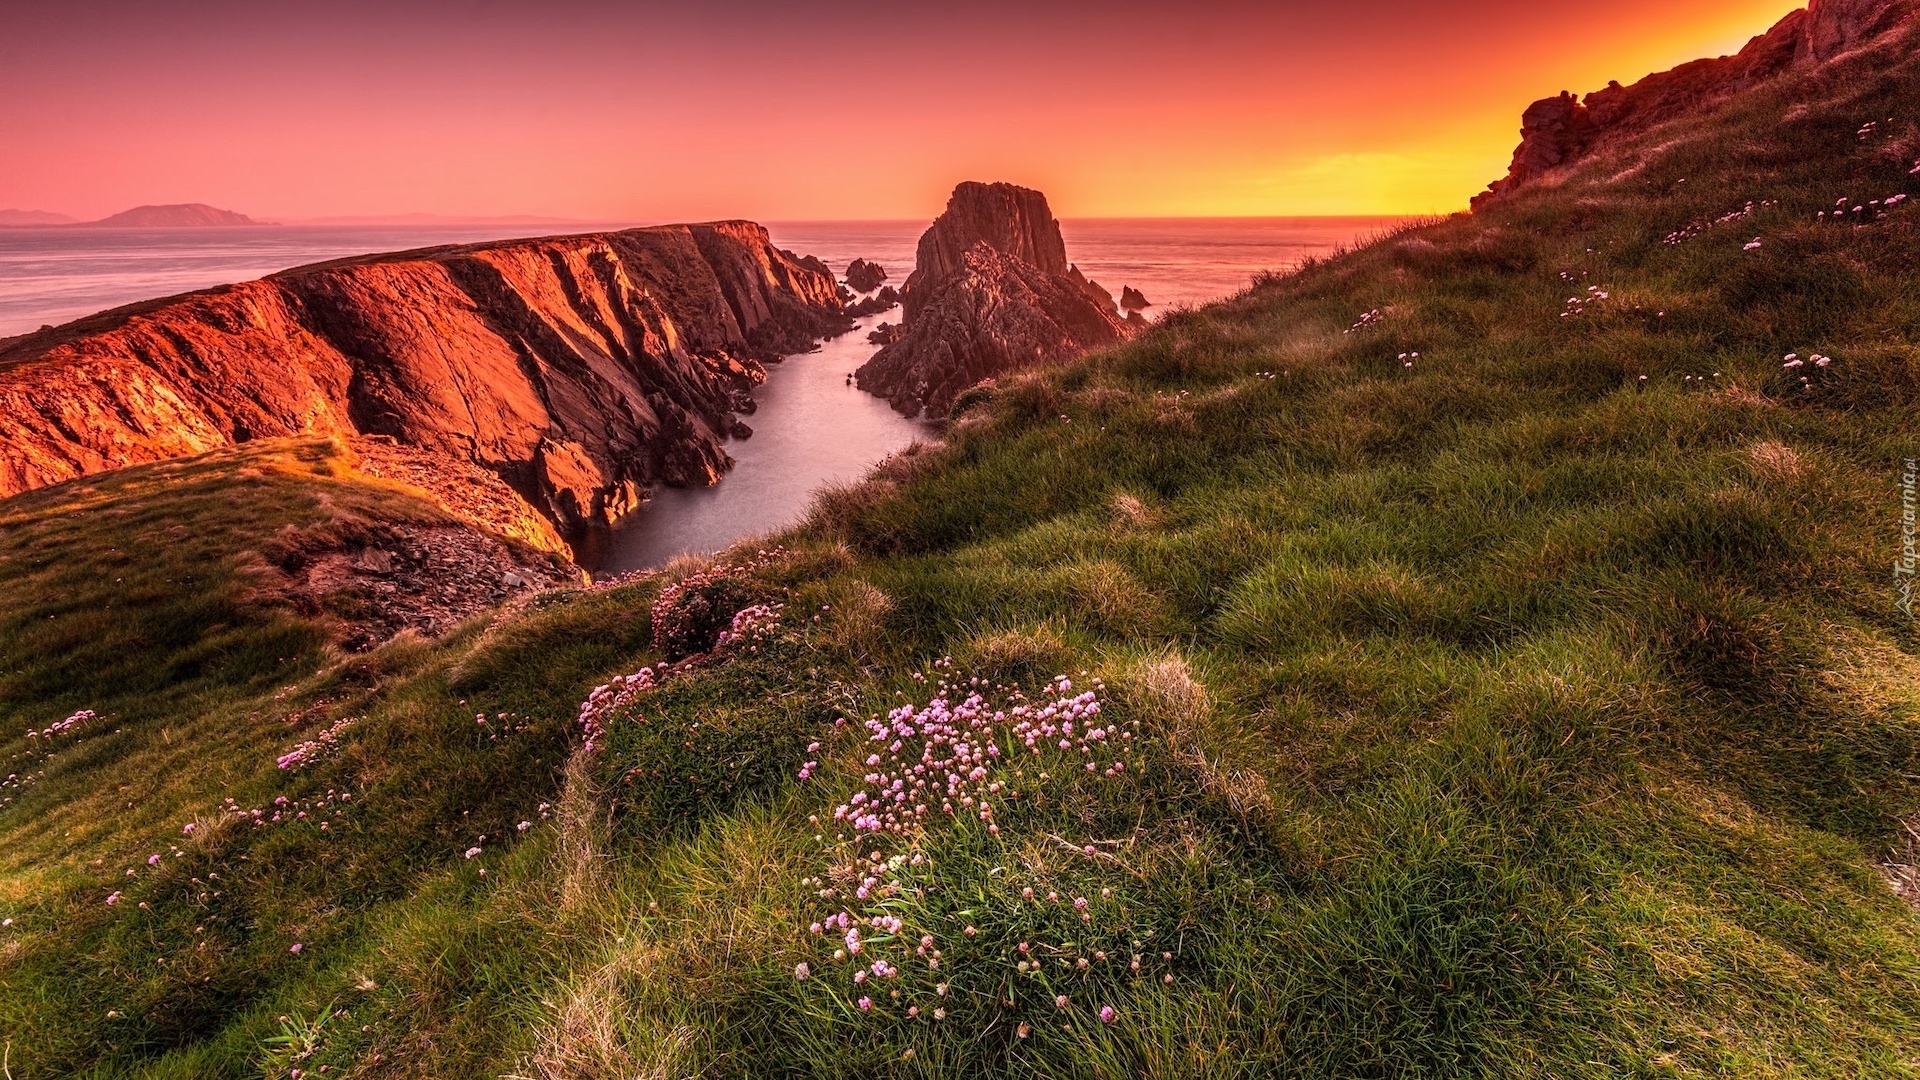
0 0 1799 222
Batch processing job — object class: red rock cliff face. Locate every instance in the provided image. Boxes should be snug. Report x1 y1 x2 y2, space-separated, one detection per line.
1475 0 1917 207
857 182 1134 418
901 183 1072 321
0 222 847 545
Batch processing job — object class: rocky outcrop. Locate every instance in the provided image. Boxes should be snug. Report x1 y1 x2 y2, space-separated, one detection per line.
1475 0 1917 207
858 244 1133 417
0 222 847 550
1120 286 1150 312
856 182 1134 417
846 286 901 318
845 259 889 293
899 183 1071 321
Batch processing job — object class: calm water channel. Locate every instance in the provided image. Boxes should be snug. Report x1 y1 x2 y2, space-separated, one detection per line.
587 314 932 574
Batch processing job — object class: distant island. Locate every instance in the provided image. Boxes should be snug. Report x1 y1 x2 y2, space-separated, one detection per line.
82 203 272 228
0 203 272 228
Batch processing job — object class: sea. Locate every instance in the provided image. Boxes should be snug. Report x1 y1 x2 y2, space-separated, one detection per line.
0 218 1405 571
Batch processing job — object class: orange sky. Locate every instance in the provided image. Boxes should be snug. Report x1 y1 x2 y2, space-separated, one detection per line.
0 1 1799 221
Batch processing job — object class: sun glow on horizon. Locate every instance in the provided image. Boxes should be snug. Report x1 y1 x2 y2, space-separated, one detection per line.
0 1 1806 221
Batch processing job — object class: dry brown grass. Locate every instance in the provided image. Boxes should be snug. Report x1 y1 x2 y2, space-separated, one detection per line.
1065 559 1163 637
1108 491 1160 530
1720 383 1780 409
1133 651 1273 820
812 578 895 661
961 622 1073 681
1884 817 1920 910
1745 439 1805 483
553 751 613 913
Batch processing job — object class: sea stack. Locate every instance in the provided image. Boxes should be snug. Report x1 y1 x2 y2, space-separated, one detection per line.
845 258 888 293
855 181 1135 418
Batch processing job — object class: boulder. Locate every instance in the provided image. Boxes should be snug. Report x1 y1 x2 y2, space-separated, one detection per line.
846 285 901 318
845 258 889 293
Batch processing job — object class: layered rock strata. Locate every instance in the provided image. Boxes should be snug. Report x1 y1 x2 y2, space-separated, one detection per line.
856 182 1134 417
1475 0 1917 206
0 222 847 549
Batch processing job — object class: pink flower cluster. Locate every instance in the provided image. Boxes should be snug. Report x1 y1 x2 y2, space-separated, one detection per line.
1664 200 1777 245
649 547 787 660
277 716 359 771
789 671 1168 1029
1782 351 1838 391
576 667 659 752
26 709 95 740
820 676 1127 839
195 790 357 834
1561 286 1611 318
714 602 785 654
1343 308 1384 334
799 856 1170 1029
1818 192 1910 223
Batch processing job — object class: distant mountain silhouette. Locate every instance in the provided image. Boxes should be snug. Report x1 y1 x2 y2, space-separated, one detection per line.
81 204 271 228
293 213 595 227
0 209 79 226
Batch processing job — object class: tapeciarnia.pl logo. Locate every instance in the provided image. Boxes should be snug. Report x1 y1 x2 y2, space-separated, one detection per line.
1899 457 1918 617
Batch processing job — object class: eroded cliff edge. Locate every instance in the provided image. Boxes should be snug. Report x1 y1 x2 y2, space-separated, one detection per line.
1475 0 1917 206
0 222 848 551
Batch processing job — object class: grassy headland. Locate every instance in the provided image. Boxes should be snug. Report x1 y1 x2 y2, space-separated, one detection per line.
5 32 1920 1080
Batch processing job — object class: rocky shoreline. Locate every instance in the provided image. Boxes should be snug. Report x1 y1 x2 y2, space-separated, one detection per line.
0 222 848 555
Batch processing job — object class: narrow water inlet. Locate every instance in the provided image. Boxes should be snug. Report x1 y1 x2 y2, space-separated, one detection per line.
582 315 933 575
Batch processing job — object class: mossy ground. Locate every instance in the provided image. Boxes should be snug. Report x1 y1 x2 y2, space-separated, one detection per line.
6 33 1920 1079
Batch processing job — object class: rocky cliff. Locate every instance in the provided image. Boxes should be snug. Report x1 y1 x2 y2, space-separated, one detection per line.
1475 0 1917 206
857 182 1134 417
0 222 847 549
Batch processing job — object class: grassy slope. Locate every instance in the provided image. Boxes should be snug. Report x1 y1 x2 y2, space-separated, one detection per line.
7 31 1920 1080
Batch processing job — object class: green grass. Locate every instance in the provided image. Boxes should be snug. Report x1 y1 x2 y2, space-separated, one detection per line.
6 30 1920 1079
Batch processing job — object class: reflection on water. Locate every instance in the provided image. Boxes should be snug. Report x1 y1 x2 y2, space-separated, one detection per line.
590 316 932 574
